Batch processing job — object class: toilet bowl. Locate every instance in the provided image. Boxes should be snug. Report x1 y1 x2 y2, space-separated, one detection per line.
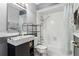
35 45 47 54
34 37 47 55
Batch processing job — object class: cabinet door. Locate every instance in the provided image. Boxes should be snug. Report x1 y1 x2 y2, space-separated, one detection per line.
16 42 30 56
74 36 79 56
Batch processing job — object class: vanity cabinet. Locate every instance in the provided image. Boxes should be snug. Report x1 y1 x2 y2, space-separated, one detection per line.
8 40 34 56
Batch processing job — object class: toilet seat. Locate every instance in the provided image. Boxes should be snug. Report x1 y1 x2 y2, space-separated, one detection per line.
35 45 47 54
36 45 47 49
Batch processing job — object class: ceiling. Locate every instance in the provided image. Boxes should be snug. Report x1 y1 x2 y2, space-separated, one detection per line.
36 3 58 10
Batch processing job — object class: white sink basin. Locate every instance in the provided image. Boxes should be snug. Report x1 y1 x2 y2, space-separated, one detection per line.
11 35 34 40
7 35 35 46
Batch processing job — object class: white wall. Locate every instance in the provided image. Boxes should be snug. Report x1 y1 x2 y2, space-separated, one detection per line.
0 4 7 32
0 4 8 56
26 3 36 24
42 11 67 56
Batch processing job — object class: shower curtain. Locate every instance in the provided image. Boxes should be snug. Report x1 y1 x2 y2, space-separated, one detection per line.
64 3 79 55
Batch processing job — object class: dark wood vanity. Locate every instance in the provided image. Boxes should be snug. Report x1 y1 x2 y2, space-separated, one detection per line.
8 40 34 56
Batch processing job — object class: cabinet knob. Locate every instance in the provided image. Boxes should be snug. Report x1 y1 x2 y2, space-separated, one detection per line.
73 41 79 48
29 41 32 48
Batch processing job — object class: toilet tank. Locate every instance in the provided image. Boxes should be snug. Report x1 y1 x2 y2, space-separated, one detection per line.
34 37 40 47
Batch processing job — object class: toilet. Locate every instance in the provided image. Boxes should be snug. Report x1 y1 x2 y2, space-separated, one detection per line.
34 37 47 56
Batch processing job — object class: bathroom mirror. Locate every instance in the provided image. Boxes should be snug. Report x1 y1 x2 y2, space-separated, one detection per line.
7 3 26 33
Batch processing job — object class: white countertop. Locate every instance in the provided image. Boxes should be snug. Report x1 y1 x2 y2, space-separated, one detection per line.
0 32 19 38
7 35 35 46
